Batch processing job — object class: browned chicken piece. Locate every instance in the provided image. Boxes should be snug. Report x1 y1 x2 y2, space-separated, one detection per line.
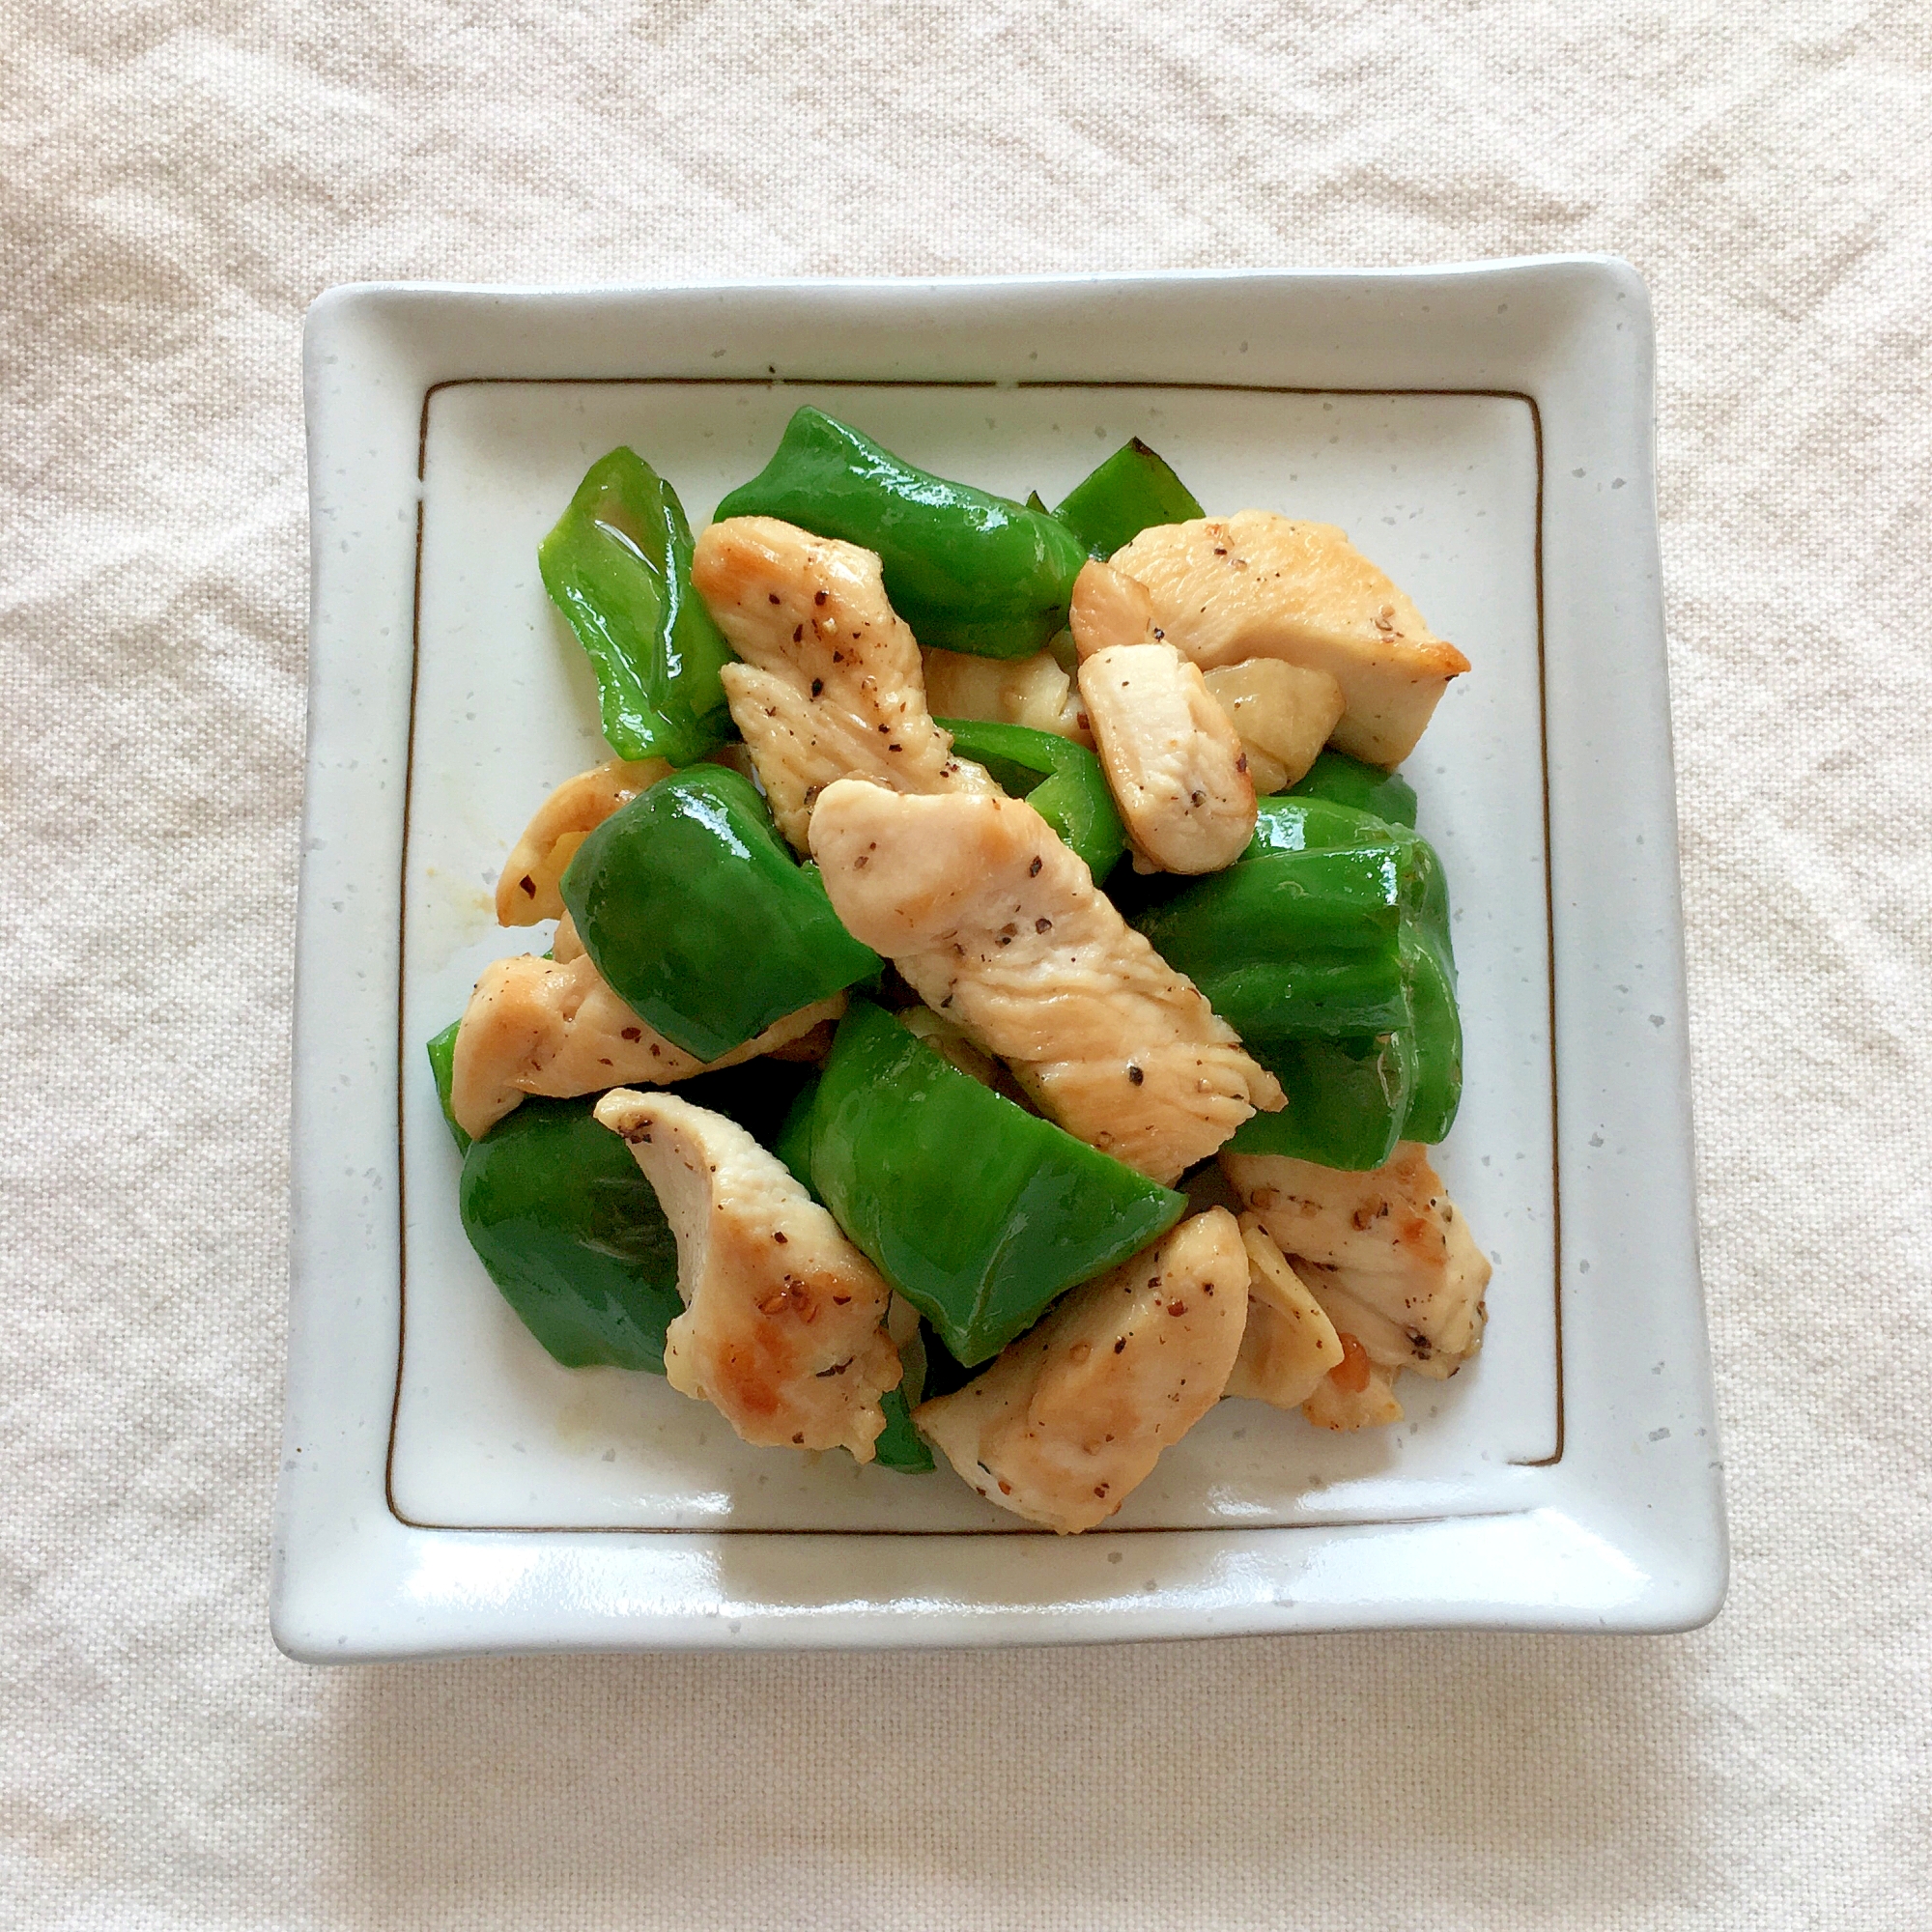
1294 1264 1461 1382
594 1091 899 1461
1069 559 1256 873
1111 513 1470 766
1301 1335 1406 1432
1067 554 1160 662
1079 644 1256 874
1220 1141 1490 1368
915 1208 1249 1532
810 781 1282 1183
922 645 1091 745
1201 659 1345 795
449 948 843 1141
1221 1216 1344 1408
494 757 671 924
690 516 993 849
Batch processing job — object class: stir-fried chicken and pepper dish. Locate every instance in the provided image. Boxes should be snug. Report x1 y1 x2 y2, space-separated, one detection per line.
429 411 1491 1528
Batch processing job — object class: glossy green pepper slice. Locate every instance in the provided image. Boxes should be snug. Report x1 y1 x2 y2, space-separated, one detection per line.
936 717 1127 880
715 408 1090 660
807 1000 1186 1366
1133 844 1412 1041
1052 437 1204 559
539 447 735 766
1286 749 1419 827
1228 797 1463 1159
1223 1031 1420 1170
426 1020 470 1154
1249 797 1450 948
774 1074 820 1196
1397 926 1462 1144
871 1386 935 1472
1252 794 1461 1134
458 1094 682 1373
561 765 880 1064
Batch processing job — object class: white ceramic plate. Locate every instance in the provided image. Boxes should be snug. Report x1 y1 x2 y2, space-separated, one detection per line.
276 263 1725 1658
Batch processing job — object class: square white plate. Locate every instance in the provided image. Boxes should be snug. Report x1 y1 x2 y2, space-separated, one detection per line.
277 263 1725 1658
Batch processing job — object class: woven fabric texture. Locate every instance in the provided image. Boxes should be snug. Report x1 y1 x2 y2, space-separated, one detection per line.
3 3 1928 1927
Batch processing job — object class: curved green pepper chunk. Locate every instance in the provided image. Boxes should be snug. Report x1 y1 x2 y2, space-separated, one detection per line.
1052 437 1204 559
1223 795 1463 1160
871 1387 935 1472
715 408 1090 660
1249 797 1449 947
807 1000 1186 1366
1397 926 1462 1144
426 1020 470 1154
936 717 1127 881
1286 749 1419 827
561 765 880 1065
1133 844 1412 1041
539 447 735 766
1223 1031 1419 1170
458 1095 682 1373
774 1074 821 1197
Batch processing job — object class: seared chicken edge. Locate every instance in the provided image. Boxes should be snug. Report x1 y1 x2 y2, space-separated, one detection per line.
691 516 992 849
916 1208 1249 1531
594 1089 899 1461
810 781 1281 1183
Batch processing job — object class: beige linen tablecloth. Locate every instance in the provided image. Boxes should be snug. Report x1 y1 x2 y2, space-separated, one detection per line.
4 3 1928 1926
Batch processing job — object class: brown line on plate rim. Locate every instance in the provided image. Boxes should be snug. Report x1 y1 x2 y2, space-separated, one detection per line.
389 374 1563 1535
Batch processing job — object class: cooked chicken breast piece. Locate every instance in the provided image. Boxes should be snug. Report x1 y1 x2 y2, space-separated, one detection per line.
1221 1216 1344 1408
1220 1142 1489 1364
594 1090 899 1461
1301 1336 1406 1431
1201 659 1345 795
915 1208 1249 1532
1294 1264 1461 1381
923 645 1091 745
1068 559 1255 873
1078 642 1256 873
494 757 671 924
449 949 842 1141
690 516 993 849
810 781 1282 1183
1067 554 1160 661
1111 514 1470 765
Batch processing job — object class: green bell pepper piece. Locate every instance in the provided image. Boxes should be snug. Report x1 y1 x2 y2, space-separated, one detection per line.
1052 437 1204 559
774 1075 820 1196
807 1000 1186 1365
1223 1031 1419 1170
872 1384 935 1472
458 1094 683 1373
936 717 1127 881
1218 797 1463 1161
1133 844 1412 1041
715 408 1090 660
1397 926 1463 1145
538 447 735 766
1249 796 1450 948
561 765 881 1065
426 1020 470 1154
1286 749 1419 827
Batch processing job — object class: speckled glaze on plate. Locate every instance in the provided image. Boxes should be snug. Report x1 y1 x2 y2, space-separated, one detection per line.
276 264 1724 1659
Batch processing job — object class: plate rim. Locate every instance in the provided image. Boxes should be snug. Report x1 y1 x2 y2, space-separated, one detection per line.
276 259 1726 1659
